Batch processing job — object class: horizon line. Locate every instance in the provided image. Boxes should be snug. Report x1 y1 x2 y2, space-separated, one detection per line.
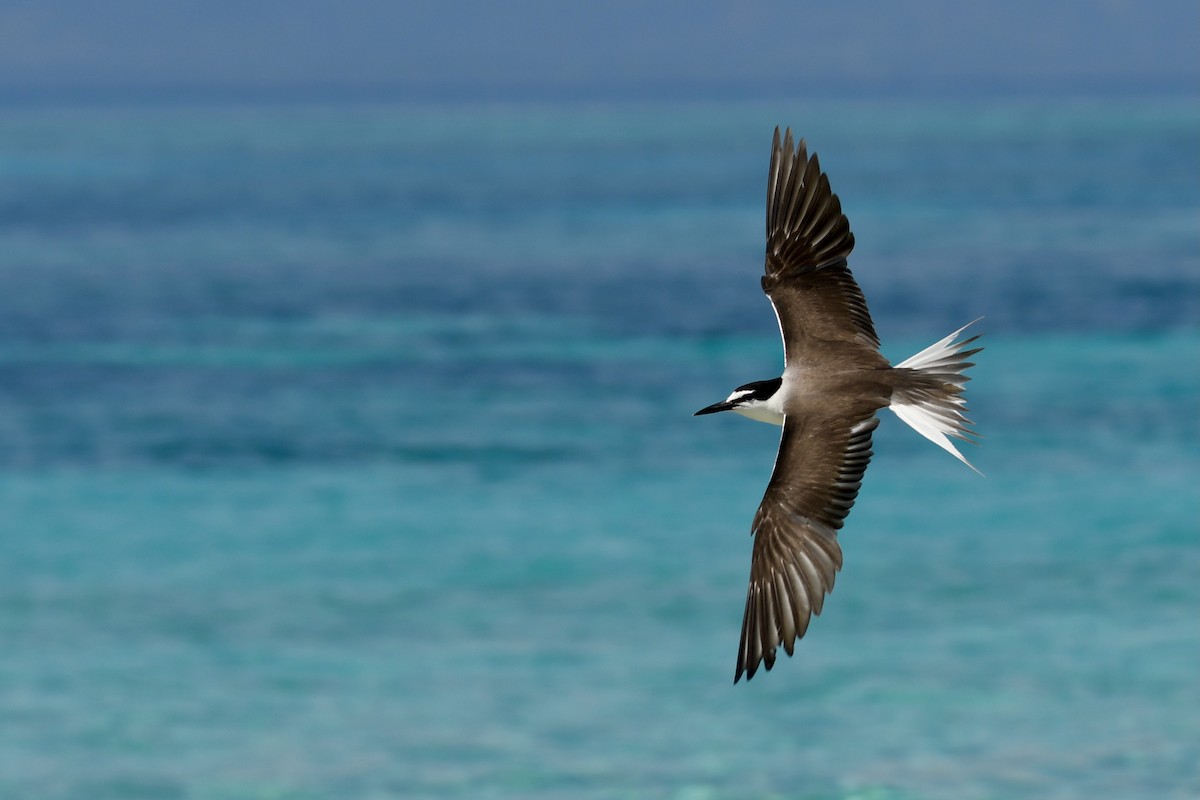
1 75 1196 110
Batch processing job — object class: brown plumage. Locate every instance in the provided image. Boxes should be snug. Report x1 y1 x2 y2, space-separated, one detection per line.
695 128 982 682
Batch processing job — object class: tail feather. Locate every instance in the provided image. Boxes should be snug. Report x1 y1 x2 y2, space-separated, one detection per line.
890 319 983 474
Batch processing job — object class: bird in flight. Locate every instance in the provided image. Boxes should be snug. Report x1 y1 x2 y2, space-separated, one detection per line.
695 128 982 683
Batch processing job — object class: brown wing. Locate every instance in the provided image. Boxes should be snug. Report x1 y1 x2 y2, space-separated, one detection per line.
762 128 879 362
735 413 879 682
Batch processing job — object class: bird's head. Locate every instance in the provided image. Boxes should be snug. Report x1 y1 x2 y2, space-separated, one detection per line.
694 377 784 424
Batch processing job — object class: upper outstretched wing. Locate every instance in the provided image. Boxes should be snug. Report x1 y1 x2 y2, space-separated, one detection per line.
762 128 879 362
735 413 879 682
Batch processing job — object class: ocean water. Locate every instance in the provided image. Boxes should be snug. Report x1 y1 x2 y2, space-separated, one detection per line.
0 96 1197 799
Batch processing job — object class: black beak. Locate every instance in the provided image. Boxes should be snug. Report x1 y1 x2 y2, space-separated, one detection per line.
694 400 735 416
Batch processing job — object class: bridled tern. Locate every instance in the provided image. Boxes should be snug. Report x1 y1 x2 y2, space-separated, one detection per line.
695 128 982 683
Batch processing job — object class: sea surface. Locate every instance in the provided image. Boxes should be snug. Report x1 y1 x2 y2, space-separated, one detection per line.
0 95 1197 800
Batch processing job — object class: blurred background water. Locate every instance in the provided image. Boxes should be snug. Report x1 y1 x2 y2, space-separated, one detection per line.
0 95 1197 800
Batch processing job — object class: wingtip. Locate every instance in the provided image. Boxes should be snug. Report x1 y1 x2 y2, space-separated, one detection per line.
735 655 760 684
775 126 805 152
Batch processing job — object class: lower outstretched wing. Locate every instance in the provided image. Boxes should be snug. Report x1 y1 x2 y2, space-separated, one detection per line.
736 413 879 682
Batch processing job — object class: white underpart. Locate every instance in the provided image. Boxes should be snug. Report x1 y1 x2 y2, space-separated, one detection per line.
729 402 787 429
889 320 983 474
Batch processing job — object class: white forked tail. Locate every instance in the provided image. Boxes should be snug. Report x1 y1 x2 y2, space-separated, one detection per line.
889 319 984 474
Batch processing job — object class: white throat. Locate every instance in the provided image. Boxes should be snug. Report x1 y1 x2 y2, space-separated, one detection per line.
732 396 786 426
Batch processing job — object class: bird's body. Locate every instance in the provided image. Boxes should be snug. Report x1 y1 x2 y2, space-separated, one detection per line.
695 129 981 683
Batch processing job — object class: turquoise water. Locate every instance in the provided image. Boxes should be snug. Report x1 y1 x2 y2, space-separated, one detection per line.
0 97 1197 799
